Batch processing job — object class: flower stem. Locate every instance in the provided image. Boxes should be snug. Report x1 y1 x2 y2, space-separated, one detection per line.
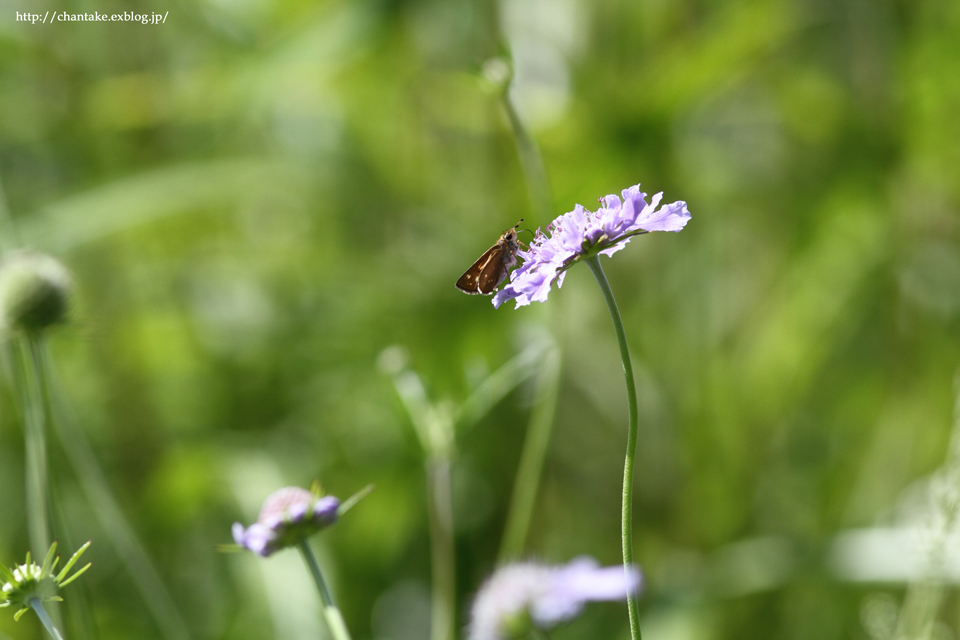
584 256 642 640
500 93 552 222
37 341 191 640
426 456 456 640
498 346 562 562
29 598 66 640
12 336 51 559
382 363 457 640
298 541 353 640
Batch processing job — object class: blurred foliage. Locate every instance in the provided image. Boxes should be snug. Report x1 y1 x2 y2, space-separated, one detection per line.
2 0 960 639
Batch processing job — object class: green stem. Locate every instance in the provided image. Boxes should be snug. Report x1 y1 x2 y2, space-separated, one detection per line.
500 93 552 222
584 256 642 640
37 342 191 640
426 457 456 640
384 366 457 640
498 346 561 562
13 336 51 559
298 541 353 640
29 598 65 640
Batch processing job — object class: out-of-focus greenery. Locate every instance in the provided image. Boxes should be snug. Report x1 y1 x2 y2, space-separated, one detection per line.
2 0 960 638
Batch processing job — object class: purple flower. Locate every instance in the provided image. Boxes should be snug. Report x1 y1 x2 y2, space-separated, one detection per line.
232 487 340 557
469 557 642 640
493 184 690 309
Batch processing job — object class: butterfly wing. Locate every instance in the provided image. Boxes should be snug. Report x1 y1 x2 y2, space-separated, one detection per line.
456 246 500 294
477 250 508 294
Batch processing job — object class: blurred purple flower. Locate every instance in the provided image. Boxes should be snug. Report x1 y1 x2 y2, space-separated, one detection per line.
232 487 340 557
493 184 690 309
469 557 642 640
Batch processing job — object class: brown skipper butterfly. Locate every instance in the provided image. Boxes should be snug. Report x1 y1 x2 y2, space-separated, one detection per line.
456 220 523 295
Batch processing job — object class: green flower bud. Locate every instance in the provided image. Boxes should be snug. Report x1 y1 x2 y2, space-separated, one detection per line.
0 251 72 333
0 541 91 621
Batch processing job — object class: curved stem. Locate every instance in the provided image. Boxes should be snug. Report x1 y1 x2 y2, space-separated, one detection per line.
584 256 642 640
500 93 552 222
298 541 353 640
498 346 561 562
29 598 65 640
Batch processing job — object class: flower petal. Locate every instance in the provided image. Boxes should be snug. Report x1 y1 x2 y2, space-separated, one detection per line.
635 197 690 232
313 496 340 525
231 522 247 546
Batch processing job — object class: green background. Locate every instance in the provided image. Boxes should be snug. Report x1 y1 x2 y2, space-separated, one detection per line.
2 0 960 638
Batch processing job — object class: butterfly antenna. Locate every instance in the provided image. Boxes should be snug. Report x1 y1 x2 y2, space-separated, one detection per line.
517 227 535 239
510 218 534 239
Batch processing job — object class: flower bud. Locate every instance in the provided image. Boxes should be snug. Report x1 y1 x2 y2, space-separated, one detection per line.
0 251 72 333
232 487 341 557
1 541 92 621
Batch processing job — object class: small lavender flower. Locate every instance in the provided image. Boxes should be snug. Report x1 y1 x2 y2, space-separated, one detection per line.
1 541 91 622
493 184 690 309
469 557 642 640
232 487 340 558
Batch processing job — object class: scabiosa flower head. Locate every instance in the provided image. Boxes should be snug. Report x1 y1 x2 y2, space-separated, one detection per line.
493 184 690 309
0 251 72 333
1 541 92 621
232 487 340 557
469 557 642 640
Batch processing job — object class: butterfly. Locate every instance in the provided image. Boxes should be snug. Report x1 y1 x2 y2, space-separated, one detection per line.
456 220 523 295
